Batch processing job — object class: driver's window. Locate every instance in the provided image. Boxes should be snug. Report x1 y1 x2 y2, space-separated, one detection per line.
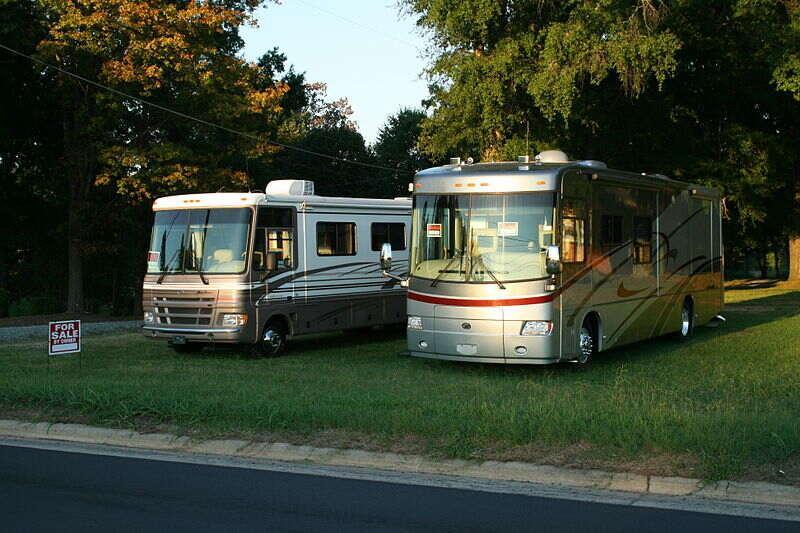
254 207 295 272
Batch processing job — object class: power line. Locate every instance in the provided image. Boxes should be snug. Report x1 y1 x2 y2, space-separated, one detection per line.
293 0 423 52
0 42 411 175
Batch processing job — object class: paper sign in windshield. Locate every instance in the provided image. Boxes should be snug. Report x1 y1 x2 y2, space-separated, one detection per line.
497 222 519 237
426 223 442 238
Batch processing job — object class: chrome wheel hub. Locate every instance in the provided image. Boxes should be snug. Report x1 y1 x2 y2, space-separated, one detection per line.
680 307 691 337
578 327 593 364
262 329 282 350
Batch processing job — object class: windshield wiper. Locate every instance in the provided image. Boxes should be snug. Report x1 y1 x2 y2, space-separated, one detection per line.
430 251 464 287
195 210 210 285
157 238 183 284
470 253 506 290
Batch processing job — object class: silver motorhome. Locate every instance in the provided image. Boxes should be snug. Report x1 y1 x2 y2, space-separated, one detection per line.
380 151 724 365
143 180 411 354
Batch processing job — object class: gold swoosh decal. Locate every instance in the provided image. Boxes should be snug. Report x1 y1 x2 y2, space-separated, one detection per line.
617 282 647 298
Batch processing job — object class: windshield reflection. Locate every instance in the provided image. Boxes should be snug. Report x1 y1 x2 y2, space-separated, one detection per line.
411 193 555 284
147 208 252 275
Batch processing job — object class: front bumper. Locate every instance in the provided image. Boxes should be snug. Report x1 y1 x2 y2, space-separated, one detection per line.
408 351 560 365
142 325 246 344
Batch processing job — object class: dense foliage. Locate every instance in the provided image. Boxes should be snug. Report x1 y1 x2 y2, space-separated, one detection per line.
0 1 410 316
3 0 799 317
404 0 800 277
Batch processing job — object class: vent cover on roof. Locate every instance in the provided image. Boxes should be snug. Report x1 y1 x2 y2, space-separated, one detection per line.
265 179 315 196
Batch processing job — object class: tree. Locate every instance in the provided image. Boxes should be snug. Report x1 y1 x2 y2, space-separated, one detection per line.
265 81 384 197
404 0 800 278
29 0 287 311
374 108 433 196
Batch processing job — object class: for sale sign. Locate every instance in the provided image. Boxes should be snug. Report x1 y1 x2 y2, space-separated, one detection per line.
49 320 81 356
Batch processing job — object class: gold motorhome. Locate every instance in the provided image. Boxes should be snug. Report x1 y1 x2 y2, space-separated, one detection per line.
380 151 724 365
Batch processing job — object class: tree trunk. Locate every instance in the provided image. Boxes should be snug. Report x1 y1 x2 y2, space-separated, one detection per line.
66 183 84 313
789 237 800 281
63 80 93 314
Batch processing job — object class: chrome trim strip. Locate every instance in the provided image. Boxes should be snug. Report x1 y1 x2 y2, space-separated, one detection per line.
142 326 241 334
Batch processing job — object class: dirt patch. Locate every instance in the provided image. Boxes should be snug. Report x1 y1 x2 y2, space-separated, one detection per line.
474 441 701 478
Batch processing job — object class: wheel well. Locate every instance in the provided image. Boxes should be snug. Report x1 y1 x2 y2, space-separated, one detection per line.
264 314 291 336
582 312 601 352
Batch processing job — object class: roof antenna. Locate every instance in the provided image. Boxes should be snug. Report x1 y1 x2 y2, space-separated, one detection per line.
525 119 530 158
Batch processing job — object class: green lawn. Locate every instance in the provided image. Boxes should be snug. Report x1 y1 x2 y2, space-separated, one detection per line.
1 285 799 483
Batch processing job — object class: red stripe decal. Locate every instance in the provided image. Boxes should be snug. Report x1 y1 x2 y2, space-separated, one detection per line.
408 292 553 307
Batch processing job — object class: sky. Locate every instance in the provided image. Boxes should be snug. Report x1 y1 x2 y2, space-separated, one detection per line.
241 1 431 144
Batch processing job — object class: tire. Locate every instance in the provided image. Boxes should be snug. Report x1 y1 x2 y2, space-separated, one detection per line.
676 298 694 341
575 319 597 366
256 320 288 357
170 343 203 354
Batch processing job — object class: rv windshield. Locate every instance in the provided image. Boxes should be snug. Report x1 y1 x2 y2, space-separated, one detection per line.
411 193 555 284
147 208 252 275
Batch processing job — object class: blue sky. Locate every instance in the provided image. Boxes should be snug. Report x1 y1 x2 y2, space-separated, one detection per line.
241 1 431 143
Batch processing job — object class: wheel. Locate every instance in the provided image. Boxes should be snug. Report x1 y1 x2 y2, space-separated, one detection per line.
170 343 203 354
676 299 694 341
576 319 596 366
256 320 287 357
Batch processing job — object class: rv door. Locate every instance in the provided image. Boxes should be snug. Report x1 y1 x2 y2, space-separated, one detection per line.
252 207 298 304
559 171 592 358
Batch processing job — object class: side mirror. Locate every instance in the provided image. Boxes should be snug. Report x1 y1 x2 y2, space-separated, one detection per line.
379 242 407 286
545 245 561 275
380 242 393 272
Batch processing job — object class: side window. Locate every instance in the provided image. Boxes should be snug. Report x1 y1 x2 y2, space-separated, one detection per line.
371 223 406 251
255 207 295 272
632 216 652 264
600 214 624 250
317 222 356 256
562 218 585 263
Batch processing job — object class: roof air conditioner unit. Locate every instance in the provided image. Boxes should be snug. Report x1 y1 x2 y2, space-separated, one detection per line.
265 180 315 196
534 150 570 163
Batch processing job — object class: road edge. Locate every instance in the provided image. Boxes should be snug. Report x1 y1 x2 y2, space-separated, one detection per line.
0 418 797 508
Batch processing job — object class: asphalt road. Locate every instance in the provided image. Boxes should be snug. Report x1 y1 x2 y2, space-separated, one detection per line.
0 443 795 532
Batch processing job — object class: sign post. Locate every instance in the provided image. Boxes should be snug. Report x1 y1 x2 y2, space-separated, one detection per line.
49 320 81 357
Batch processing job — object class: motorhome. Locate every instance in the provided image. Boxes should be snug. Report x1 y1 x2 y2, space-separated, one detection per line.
380 151 724 365
142 180 411 355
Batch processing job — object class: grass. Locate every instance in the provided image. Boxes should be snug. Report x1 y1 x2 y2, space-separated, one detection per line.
1 283 799 483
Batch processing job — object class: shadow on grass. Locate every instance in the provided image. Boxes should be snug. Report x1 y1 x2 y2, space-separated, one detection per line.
725 279 781 290
587 289 800 369
186 325 407 360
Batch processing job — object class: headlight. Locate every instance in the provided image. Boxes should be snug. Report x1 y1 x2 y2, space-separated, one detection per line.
520 320 553 336
407 316 423 330
222 313 248 327
143 311 154 324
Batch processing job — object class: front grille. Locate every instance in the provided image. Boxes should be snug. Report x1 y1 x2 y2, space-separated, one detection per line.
153 292 217 327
